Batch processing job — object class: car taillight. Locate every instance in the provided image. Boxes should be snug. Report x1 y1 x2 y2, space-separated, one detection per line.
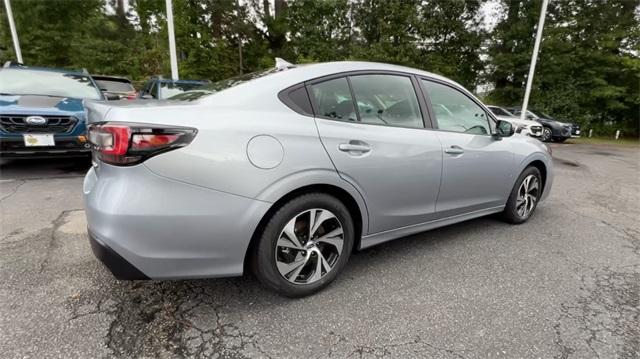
88 122 196 166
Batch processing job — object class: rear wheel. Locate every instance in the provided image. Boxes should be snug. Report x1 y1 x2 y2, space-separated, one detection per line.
252 193 354 297
502 167 542 224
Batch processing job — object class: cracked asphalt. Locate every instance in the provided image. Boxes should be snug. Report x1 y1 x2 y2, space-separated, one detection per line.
1 143 638 359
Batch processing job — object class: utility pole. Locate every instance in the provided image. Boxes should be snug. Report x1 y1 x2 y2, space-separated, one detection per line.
165 0 179 80
520 0 549 122
4 0 23 63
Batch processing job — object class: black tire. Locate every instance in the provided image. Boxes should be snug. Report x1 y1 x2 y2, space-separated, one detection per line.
541 127 553 142
251 193 355 297
502 166 542 224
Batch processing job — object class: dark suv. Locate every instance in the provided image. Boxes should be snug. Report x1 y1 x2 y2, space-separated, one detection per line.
507 108 573 143
0 63 103 158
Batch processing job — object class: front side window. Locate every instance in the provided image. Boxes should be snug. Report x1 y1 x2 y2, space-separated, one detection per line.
422 80 490 135
309 77 357 122
349 75 423 128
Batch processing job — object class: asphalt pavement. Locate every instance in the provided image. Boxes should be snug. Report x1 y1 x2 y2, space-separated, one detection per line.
0 142 638 358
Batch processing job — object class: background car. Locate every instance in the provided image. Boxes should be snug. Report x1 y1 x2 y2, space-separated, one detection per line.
137 77 209 100
507 107 572 143
486 105 543 138
92 75 137 100
84 61 553 297
0 62 102 158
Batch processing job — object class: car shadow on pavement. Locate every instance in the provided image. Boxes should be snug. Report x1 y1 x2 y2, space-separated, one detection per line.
0 157 91 180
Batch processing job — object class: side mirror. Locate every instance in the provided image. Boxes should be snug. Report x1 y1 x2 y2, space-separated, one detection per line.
495 120 515 138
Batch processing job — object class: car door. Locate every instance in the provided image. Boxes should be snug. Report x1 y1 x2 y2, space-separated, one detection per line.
309 73 443 234
420 79 515 214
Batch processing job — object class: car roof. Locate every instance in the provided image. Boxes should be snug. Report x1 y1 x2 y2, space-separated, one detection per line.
284 61 455 84
2 63 88 76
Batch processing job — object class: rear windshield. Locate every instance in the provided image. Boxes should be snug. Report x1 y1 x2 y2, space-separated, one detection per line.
160 82 207 99
0 68 102 99
169 68 281 101
95 79 134 92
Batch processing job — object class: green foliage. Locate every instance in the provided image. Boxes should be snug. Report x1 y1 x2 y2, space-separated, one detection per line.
0 0 637 134
486 0 640 135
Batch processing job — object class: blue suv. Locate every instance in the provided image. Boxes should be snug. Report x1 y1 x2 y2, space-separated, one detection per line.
0 63 104 158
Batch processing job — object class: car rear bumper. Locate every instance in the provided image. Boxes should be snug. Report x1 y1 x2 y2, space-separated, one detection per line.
83 162 271 279
0 135 91 158
89 231 149 280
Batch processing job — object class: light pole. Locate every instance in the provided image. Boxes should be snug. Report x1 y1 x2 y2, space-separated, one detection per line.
3 0 23 63
165 0 179 80
520 0 549 122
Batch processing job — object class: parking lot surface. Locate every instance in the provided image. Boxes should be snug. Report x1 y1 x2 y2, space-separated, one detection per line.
1 143 638 358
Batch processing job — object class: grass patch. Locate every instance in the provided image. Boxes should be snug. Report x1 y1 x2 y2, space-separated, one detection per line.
566 136 640 147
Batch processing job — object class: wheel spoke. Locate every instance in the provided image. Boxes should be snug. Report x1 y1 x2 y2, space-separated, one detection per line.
316 227 343 253
319 250 332 272
309 209 336 239
277 255 308 281
523 176 530 193
528 179 539 193
277 236 300 250
309 252 324 282
282 219 303 248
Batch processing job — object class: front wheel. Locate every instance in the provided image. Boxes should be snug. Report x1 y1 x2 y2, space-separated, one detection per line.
541 127 553 142
252 193 354 297
502 167 542 224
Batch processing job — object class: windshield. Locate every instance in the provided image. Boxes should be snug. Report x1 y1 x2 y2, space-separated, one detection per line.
0 69 102 100
160 82 206 99
489 106 513 117
95 79 134 92
169 68 281 101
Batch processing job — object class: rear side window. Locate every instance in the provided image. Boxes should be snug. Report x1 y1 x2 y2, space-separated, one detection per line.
278 85 313 115
309 78 357 122
349 75 423 128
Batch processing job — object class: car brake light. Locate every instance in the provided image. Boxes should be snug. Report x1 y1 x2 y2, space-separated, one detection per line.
88 122 196 166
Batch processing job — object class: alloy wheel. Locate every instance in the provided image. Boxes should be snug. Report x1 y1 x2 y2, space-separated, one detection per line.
516 175 539 218
275 208 344 285
542 127 552 142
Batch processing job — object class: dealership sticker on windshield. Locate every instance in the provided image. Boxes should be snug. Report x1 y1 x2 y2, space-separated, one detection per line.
23 134 55 147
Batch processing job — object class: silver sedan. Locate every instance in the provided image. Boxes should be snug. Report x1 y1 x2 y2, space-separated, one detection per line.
84 61 553 297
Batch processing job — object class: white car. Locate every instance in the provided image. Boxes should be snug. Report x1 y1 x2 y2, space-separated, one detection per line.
486 105 543 138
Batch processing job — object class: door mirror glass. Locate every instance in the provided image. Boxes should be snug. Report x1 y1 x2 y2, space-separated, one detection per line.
496 120 515 137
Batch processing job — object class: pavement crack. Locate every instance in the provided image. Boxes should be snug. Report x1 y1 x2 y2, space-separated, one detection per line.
0 179 26 203
38 208 84 273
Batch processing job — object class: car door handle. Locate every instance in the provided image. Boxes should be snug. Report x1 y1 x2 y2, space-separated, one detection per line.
444 145 464 155
338 142 371 153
